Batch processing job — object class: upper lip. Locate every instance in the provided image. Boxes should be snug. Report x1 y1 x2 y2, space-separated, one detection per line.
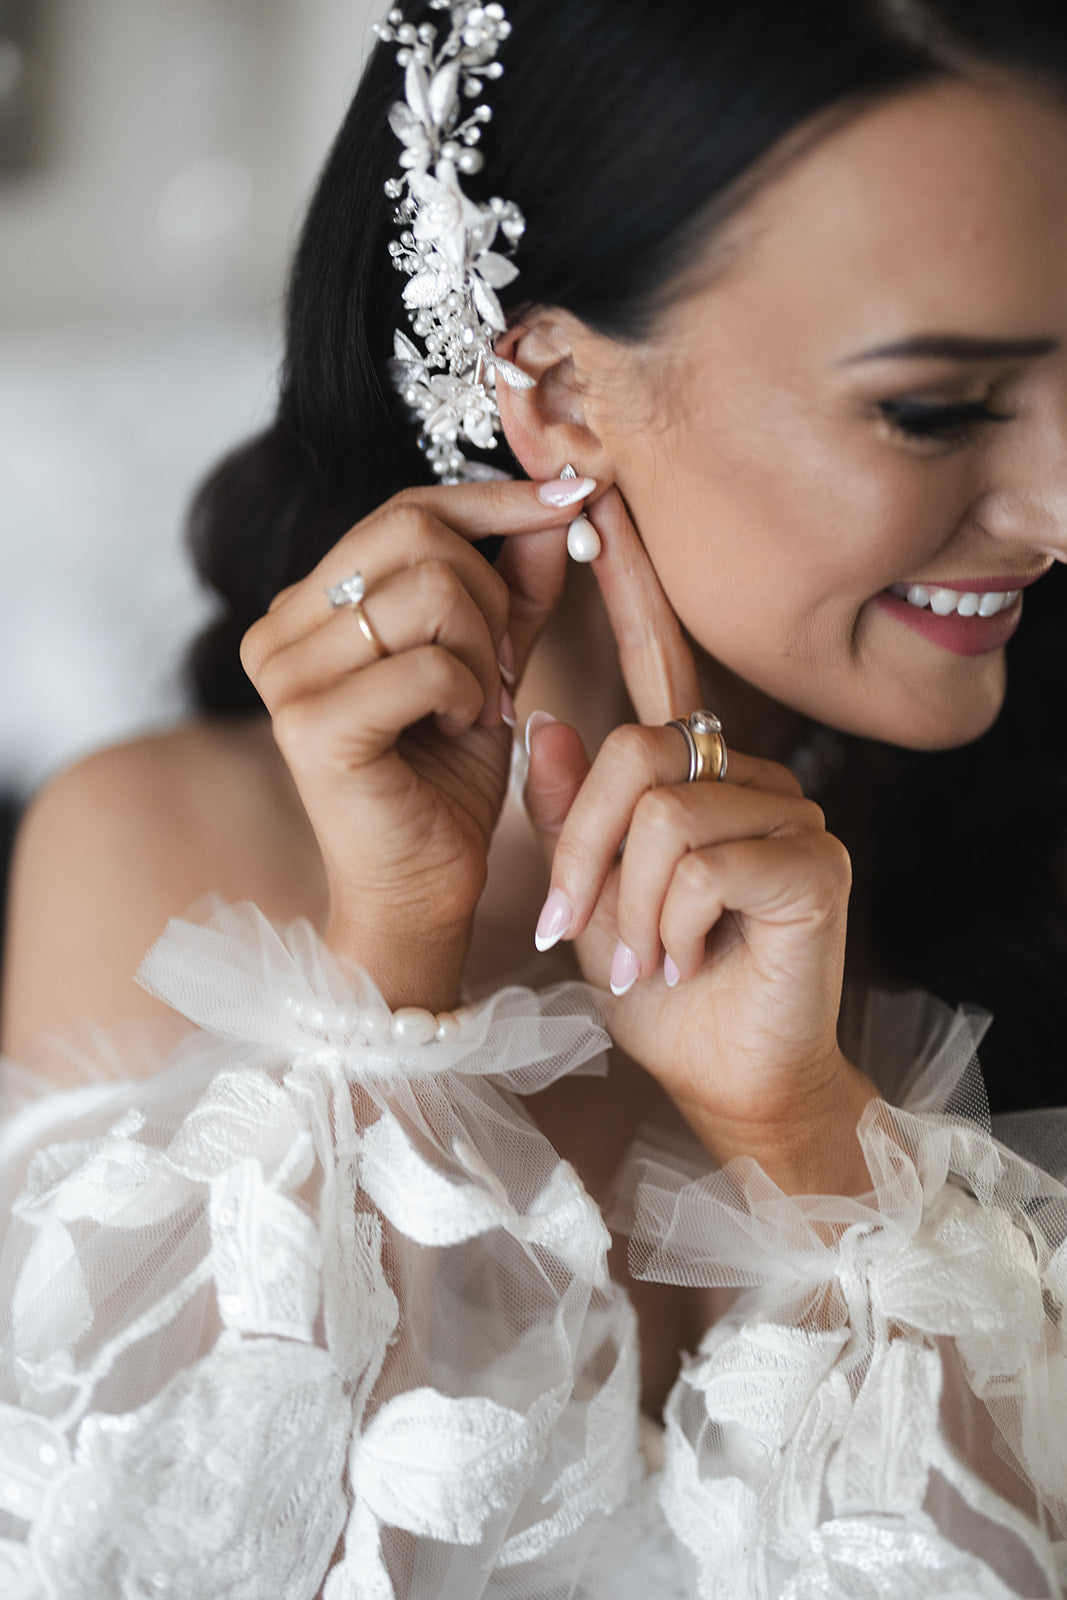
893 567 1052 594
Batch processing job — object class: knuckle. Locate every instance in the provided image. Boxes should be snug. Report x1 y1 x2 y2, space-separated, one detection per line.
676 848 714 898
633 785 687 842
415 558 462 611
413 643 459 694
239 618 268 679
602 723 659 785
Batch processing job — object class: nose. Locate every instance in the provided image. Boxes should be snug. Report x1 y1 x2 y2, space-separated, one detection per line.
974 403 1067 563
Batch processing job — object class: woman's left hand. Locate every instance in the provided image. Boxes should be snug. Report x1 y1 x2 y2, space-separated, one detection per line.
525 490 879 1193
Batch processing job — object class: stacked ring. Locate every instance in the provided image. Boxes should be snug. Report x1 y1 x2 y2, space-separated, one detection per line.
666 710 728 783
325 571 390 659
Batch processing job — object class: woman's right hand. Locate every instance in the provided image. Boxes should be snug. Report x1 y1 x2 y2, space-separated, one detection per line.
239 477 592 1010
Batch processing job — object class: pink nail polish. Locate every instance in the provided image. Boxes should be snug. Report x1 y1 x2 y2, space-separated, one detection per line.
535 888 572 952
498 632 516 685
500 686 517 727
537 475 597 508
524 709 557 756
663 954 681 988
610 941 640 996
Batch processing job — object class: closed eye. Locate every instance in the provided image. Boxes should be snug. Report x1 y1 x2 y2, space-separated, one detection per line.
878 397 1015 443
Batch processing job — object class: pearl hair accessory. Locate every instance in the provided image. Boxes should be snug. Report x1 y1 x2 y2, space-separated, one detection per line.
375 1 534 484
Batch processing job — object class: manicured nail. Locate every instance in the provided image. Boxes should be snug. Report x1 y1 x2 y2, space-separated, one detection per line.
610 941 640 996
524 708 557 756
498 631 516 685
566 514 601 563
500 686 517 728
663 954 681 988
537 475 597 508
535 888 573 952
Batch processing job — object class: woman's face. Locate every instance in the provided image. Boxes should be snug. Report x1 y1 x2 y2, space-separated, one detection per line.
583 77 1067 749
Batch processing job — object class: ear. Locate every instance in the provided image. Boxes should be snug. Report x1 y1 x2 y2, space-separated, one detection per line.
493 311 611 482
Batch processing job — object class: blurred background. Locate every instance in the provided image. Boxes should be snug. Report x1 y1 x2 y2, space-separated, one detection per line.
0 0 380 932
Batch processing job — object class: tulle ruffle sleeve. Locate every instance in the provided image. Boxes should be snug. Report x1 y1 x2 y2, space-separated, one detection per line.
0 901 645 1600
614 989 1067 1599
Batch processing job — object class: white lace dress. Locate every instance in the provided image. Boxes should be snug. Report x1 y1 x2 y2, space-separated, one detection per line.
0 901 1063 1599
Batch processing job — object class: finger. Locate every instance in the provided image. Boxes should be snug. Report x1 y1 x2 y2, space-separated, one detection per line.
258 507 514 650
255 561 507 728
523 716 593 844
493 525 569 681
586 488 702 724
659 832 852 984
271 646 487 777
612 783 825 978
544 724 816 938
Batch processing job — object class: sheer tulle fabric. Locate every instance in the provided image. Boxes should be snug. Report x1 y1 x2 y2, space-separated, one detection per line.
0 903 1063 1599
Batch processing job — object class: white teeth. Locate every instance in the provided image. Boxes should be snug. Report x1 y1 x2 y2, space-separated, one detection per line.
890 583 1021 618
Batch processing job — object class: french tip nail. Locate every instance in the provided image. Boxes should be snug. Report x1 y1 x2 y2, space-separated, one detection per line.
498 632 516 684
524 708 558 756
537 475 598 509
535 887 572 953
609 977 637 997
609 940 640 996
500 687 517 728
663 954 681 988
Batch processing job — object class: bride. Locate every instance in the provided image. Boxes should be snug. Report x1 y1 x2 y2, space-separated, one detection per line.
2 1 1066 1595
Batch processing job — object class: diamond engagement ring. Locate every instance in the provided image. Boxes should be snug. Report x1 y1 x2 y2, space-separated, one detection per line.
326 573 368 608
325 571 390 659
666 710 728 783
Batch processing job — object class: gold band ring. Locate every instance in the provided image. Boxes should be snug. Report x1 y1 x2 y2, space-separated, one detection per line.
665 710 728 783
350 599 389 660
325 571 390 659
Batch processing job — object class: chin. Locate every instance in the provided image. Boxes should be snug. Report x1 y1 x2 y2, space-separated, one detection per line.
824 689 1005 752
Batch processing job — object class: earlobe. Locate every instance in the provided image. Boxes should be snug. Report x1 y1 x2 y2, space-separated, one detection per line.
493 315 609 484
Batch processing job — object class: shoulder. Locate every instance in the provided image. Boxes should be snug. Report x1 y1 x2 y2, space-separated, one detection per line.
2 718 323 1057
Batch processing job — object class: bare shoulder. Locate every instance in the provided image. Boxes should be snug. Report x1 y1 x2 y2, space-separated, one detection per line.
2 717 325 1059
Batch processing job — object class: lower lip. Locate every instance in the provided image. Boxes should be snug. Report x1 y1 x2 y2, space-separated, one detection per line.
872 591 1023 656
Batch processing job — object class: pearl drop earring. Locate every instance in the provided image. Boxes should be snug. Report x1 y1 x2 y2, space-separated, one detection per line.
558 464 602 563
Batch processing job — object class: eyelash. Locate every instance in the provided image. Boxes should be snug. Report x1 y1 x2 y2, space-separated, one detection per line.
878 396 1015 445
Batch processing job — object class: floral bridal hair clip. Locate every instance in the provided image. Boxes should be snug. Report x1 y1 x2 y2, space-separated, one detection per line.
375 1 535 485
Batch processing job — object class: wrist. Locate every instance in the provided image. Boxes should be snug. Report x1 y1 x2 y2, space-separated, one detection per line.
324 908 471 1014
679 1056 882 1196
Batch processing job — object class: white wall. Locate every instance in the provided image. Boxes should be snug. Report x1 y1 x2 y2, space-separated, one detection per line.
0 0 382 791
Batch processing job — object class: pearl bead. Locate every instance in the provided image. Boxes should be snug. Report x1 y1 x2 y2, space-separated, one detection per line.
361 1007 392 1044
566 514 601 563
390 1007 439 1047
457 149 484 175
434 1011 461 1043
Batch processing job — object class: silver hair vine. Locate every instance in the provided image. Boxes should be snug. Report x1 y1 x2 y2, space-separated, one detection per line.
374 1 534 484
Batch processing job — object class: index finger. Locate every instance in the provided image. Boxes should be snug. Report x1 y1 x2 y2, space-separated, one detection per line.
586 488 702 724
380 473 599 542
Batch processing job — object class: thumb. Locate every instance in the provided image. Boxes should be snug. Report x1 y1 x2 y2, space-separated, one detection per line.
522 713 591 866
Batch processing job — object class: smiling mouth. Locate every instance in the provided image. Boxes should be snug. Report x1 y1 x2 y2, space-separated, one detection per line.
886 582 1021 618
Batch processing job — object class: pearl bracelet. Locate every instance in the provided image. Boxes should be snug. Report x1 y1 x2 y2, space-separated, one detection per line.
285 994 467 1047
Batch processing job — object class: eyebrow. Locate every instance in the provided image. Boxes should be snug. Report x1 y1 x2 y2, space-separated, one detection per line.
839 334 1060 365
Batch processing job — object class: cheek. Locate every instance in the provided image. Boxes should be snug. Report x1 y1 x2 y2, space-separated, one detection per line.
627 414 966 650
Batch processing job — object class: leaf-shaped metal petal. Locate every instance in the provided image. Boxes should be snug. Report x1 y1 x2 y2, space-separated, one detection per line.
404 58 433 128
388 102 423 146
403 271 447 309
476 252 519 289
393 330 422 364
470 275 505 332
427 61 460 127
488 356 535 392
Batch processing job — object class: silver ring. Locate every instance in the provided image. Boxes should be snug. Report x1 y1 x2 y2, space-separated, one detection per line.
665 710 728 783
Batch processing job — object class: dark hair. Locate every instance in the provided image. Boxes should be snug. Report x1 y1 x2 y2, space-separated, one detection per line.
186 0 1067 1110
